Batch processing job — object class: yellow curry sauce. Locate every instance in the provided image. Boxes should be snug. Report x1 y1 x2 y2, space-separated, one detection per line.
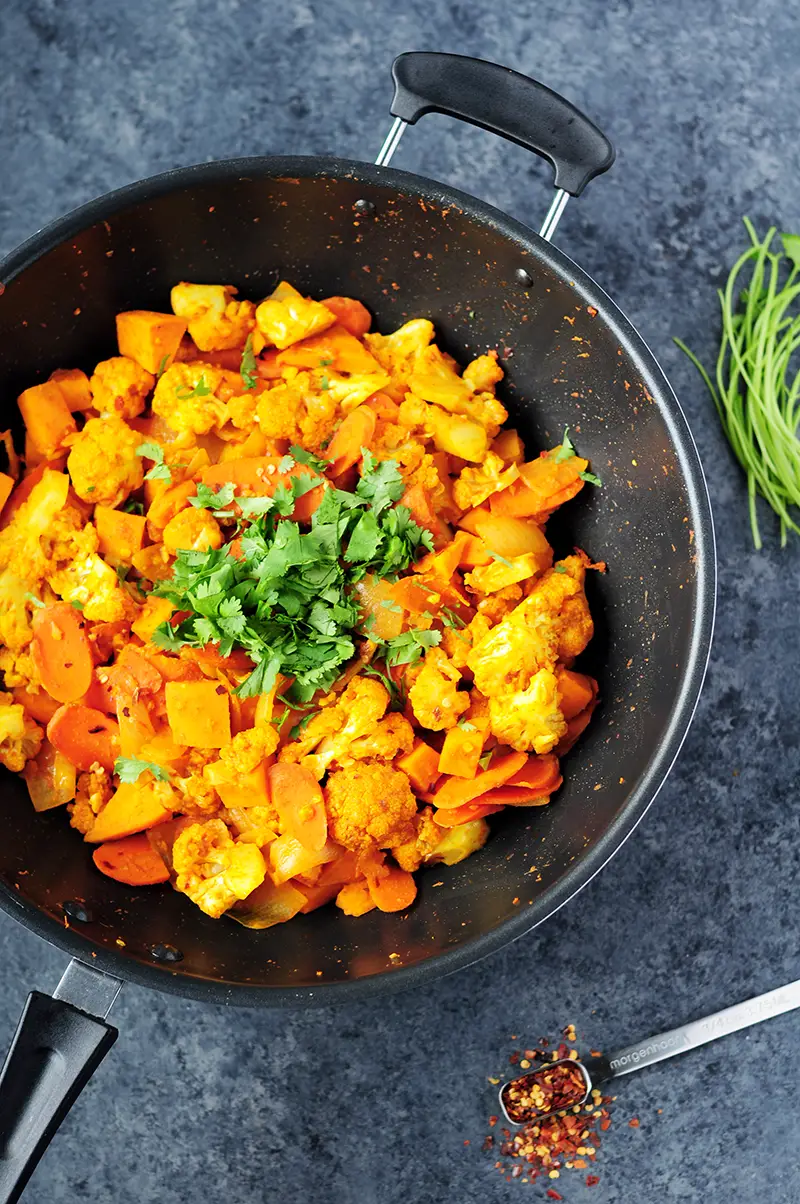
0 282 600 928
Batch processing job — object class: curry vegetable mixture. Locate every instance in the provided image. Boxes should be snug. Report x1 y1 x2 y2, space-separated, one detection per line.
0 282 600 927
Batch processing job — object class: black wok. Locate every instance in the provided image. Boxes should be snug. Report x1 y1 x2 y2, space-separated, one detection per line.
0 53 714 1201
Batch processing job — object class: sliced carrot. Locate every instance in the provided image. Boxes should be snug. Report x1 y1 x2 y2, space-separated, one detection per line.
367 864 417 913
182 644 254 673
438 726 484 779
80 673 118 715
476 782 559 806
555 703 597 754
47 704 120 772
396 740 441 793
336 880 376 916
413 531 469 581
117 647 163 695
490 456 588 518
388 575 439 615
504 753 561 790
365 391 400 419
325 406 377 477
268 762 327 852
0 457 66 529
432 801 505 826
319 296 372 337
432 750 527 809
256 348 283 380
92 832 170 886
556 668 597 720
401 483 451 549
31 603 94 704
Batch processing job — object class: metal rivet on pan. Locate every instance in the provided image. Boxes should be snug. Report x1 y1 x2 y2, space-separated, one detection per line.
150 943 184 964
515 267 534 288
62 900 93 923
353 198 376 215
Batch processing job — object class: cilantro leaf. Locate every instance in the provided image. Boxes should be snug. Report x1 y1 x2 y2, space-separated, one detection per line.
381 628 441 667
156 354 170 381
114 757 169 784
579 470 603 487
290 445 330 473
122 499 144 515
237 495 275 518
489 550 515 568
240 334 258 390
136 442 172 483
356 451 405 515
278 454 296 473
552 427 576 463
175 373 212 401
191 482 236 511
24 593 44 608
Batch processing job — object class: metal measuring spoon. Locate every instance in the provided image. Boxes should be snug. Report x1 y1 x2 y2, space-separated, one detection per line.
499 978 800 1125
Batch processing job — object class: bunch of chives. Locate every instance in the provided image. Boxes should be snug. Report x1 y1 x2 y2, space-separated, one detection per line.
676 217 800 549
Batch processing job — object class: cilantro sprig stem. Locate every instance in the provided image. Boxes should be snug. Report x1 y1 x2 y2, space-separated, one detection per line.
676 218 800 549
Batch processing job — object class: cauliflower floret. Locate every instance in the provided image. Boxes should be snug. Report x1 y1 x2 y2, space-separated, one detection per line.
171 283 256 352
152 363 231 435
90 356 154 420
173 819 266 918
281 677 390 776
162 507 223 553
69 767 112 835
392 806 442 872
488 667 567 754
324 762 417 854
440 614 492 672
47 549 131 622
67 415 143 506
255 282 336 350
426 818 489 866
408 647 469 731
346 713 414 763
408 345 507 436
0 470 70 579
218 726 279 774
476 584 523 623
398 394 488 464
452 451 519 511
463 350 503 394
0 694 42 772
467 560 592 697
256 374 338 450
323 370 391 414
364 319 435 401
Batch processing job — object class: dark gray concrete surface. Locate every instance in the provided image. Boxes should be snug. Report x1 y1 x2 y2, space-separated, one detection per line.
0 1 798 1201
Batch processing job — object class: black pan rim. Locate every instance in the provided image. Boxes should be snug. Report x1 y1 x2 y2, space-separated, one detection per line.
0 154 716 1008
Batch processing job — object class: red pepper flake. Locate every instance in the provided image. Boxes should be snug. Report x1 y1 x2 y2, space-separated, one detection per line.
587 1173 600 1186
546 1191 563 1200
463 1140 470 1146
501 1061 587 1123
628 1117 640 1129
488 1115 498 1127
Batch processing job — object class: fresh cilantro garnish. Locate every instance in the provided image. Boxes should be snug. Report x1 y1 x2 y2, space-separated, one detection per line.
114 757 170 783
175 374 212 401
553 565 568 574
318 356 333 366
70 600 84 611
489 550 515 568
553 427 576 463
290 445 330 473
319 373 330 391
86 485 96 493
457 719 477 732
278 454 296 473
156 354 170 380
381 628 441 667
191 483 236 514
136 442 172 483
362 663 406 712
440 606 466 630
24 593 44 608
240 334 258 390
478 749 494 771
579 470 603 487
122 499 144 515
289 709 320 740
146 452 433 701
379 599 402 613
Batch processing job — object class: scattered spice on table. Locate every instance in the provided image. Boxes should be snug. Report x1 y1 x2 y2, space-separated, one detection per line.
481 1030 615 1190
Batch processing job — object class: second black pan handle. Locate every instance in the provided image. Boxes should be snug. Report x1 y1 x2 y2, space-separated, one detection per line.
389 51 614 197
0 961 120 1204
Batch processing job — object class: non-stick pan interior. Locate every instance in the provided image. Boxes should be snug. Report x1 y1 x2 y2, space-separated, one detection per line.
0 160 713 1003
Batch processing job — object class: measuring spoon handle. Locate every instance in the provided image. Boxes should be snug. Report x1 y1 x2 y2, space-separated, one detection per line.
591 978 800 1083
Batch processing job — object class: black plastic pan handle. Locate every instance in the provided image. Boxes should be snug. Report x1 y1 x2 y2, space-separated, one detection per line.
388 51 614 198
0 961 120 1203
